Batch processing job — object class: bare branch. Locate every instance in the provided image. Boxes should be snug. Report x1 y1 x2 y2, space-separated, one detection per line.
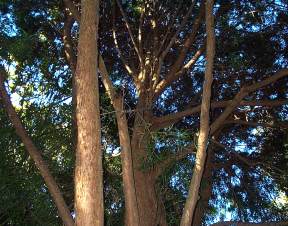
112 6 134 76
224 119 288 129
0 70 74 226
210 69 288 134
154 1 206 98
115 0 143 64
152 99 288 130
160 0 197 60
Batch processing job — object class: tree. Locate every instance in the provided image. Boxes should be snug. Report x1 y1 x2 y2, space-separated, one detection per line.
0 0 288 225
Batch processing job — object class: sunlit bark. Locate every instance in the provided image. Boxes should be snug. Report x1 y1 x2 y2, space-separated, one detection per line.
74 0 104 225
180 1 215 225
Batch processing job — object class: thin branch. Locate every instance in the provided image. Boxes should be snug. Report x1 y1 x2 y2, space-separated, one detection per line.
211 140 258 167
210 69 288 134
115 0 143 65
138 5 145 58
0 69 74 226
112 5 135 76
63 15 77 73
212 140 285 175
154 1 205 98
152 99 288 130
224 119 288 129
160 0 197 61
158 0 183 55
153 145 196 179
99 55 118 103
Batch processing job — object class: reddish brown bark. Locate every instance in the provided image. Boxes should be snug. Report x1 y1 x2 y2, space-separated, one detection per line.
131 113 168 226
74 0 104 225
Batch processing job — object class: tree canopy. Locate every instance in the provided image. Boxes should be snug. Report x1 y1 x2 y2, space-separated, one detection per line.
0 0 287 225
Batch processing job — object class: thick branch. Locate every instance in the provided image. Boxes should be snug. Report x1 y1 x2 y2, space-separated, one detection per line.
0 70 74 226
211 221 288 226
99 56 140 226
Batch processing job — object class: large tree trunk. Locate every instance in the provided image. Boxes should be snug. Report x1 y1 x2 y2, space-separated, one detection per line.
74 0 104 225
130 107 168 226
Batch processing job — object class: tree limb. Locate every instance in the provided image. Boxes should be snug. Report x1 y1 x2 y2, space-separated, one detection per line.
152 99 288 130
180 0 215 224
115 0 143 65
154 1 205 98
0 70 74 226
99 55 141 225
224 119 288 129
210 69 288 134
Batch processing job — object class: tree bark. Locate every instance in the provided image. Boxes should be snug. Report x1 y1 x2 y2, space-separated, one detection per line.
74 0 104 225
130 112 168 226
99 56 140 226
191 149 214 226
114 98 140 226
180 1 215 225
0 71 74 226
